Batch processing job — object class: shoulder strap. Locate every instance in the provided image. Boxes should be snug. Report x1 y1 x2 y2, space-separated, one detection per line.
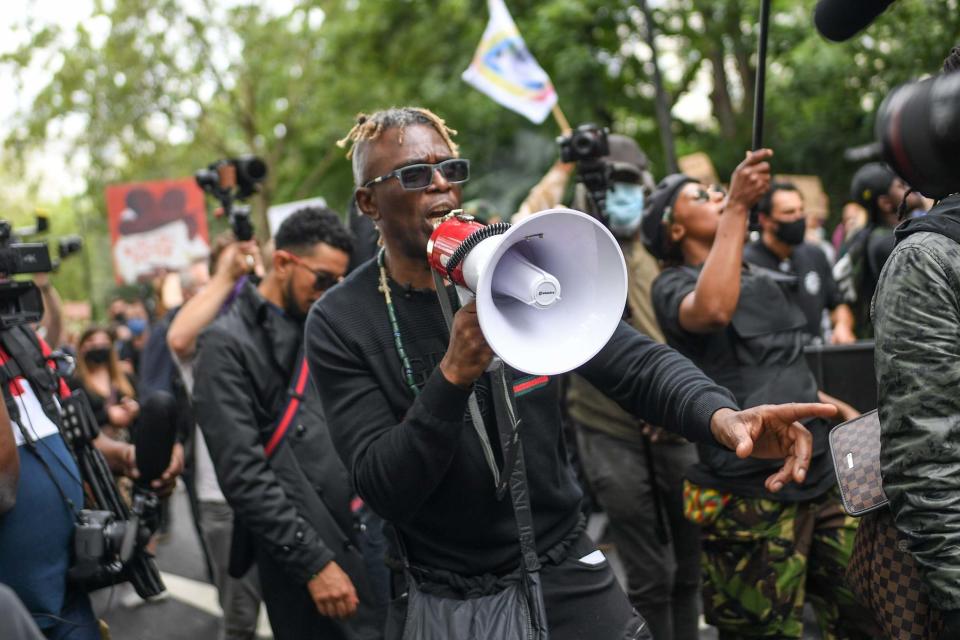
0 327 62 428
431 269 500 489
263 346 310 458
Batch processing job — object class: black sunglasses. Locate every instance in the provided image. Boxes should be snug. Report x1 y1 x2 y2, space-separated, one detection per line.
688 185 727 203
363 158 470 191
285 252 343 291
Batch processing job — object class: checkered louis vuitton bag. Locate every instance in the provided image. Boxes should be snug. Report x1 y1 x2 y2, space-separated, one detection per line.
828 409 889 516
847 509 943 639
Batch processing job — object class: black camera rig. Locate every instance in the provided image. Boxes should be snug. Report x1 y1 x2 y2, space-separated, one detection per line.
60 389 164 598
558 123 612 215
195 156 268 241
0 216 83 329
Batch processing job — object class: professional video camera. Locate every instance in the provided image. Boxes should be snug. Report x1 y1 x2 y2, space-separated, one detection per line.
195 156 268 241
558 123 612 215
60 389 164 597
0 215 84 328
876 71 960 200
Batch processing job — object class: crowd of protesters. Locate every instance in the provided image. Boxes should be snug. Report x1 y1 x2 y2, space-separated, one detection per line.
1 43 958 640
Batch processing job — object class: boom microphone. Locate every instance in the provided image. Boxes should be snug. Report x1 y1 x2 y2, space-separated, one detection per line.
131 391 179 487
814 0 895 42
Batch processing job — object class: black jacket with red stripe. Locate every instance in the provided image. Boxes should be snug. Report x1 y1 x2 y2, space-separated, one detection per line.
307 257 737 576
193 280 356 585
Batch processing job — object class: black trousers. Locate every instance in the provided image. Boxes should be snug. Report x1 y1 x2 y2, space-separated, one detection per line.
386 531 652 640
256 547 382 640
575 424 702 640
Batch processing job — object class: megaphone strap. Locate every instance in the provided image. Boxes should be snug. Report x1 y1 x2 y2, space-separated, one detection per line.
431 266 501 489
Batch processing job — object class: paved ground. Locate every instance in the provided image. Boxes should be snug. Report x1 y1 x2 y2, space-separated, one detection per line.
91 484 820 639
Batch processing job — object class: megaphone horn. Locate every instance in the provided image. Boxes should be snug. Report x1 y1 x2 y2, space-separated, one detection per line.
427 208 628 376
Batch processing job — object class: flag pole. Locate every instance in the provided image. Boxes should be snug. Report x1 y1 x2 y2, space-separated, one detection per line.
639 0 678 173
551 104 573 135
751 0 772 152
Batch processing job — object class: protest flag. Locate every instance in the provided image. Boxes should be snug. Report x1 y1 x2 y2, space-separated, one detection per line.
462 0 561 126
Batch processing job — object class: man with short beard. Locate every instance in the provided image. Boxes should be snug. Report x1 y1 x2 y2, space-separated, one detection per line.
306 107 838 640
193 207 381 640
745 182 856 344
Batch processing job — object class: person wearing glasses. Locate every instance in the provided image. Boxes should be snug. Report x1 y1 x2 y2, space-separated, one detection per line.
305 107 840 640
644 153 878 639
192 207 383 640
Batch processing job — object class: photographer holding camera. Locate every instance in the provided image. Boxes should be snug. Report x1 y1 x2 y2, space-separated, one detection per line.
850 46 960 640
0 223 178 636
0 321 165 637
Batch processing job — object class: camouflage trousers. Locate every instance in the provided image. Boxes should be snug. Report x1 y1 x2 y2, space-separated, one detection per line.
690 483 881 639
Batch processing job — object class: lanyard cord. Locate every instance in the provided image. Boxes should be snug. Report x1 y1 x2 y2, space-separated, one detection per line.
376 248 501 487
377 248 420 397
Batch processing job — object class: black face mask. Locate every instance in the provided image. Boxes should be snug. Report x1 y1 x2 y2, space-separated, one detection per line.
775 217 807 246
83 347 111 367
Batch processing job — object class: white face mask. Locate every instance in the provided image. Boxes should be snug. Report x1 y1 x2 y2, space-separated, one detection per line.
605 182 645 237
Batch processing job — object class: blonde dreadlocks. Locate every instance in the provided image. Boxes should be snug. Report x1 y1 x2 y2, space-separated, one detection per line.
337 107 459 187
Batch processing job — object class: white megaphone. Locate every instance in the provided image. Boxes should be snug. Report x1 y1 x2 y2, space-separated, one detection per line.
426 208 628 376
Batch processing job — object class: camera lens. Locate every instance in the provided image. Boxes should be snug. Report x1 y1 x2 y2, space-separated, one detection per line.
877 74 960 200
236 156 268 183
572 132 597 157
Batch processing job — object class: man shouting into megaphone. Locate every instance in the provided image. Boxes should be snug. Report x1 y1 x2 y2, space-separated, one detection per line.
305 107 836 640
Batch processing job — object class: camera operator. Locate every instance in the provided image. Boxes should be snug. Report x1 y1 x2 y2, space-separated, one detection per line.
643 151 876 639
193 207 382 640
852 46 960 640
166 233 264 640
744 182 856 344
0 394 45 638
515 131 702 640
0 321 152 637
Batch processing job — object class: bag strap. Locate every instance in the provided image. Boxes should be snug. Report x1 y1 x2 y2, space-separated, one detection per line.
263 345 309 459
490 363 550 639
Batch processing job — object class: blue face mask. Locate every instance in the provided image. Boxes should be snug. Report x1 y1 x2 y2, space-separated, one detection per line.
605 182 646 237
126 317 147 337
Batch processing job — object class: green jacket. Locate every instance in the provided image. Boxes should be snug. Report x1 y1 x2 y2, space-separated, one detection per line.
872 195 960 612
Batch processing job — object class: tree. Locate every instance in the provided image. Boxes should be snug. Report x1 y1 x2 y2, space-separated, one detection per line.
3 0 957 309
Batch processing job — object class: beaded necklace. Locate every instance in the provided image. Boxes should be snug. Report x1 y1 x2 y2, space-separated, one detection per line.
377 248 420 396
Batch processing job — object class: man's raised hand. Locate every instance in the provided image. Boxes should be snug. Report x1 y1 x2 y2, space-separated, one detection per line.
709 403 838 493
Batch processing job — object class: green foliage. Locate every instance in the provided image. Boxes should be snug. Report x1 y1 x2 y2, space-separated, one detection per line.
2 0 958 308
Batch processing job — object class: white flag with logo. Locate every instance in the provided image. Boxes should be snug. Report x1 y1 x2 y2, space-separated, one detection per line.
461 0 558 124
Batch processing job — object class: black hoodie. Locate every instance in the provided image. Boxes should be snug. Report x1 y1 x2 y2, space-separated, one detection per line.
895 194 960 245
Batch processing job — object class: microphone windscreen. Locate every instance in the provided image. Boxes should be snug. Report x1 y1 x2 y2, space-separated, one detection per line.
814 0 895 42
132 391 179 487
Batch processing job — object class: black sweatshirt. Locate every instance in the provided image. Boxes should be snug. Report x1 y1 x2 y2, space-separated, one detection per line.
305 258 737 576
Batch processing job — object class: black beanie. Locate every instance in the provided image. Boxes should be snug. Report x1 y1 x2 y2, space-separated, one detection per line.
641 173 696 260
